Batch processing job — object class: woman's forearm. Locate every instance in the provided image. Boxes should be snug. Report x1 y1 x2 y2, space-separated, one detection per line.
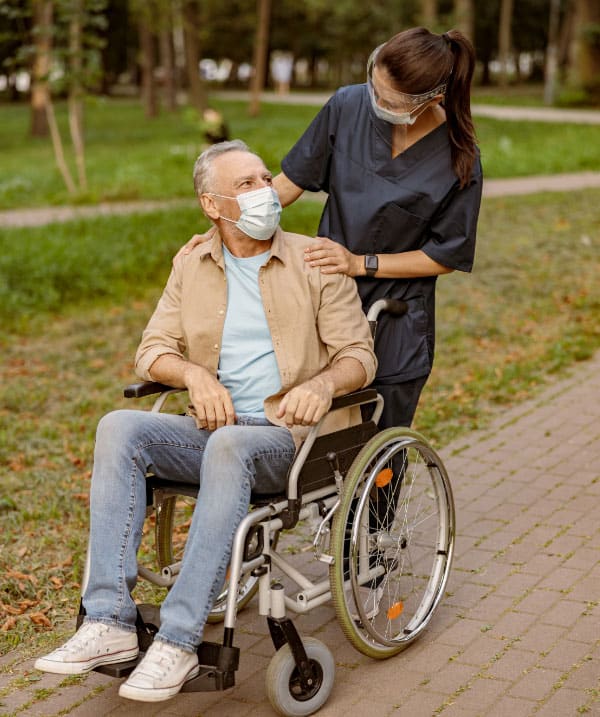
273 171 304 207
360 250 453 279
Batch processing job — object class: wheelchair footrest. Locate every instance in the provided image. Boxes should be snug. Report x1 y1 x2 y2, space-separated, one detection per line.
95 657 140 678
182 641 240 692
181 665 235 692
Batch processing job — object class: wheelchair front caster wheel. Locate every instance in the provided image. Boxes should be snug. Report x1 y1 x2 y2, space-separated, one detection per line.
265 637 335 716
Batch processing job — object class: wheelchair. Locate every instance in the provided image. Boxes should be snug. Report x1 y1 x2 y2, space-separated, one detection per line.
76 299 455 716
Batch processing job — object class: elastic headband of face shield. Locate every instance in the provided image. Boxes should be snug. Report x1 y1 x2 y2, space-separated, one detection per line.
366 44 448 106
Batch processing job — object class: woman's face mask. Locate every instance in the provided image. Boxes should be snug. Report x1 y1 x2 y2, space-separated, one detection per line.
366 45 447 126
210 186 282 241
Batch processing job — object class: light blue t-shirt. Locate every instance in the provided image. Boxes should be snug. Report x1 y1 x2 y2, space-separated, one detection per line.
218 245 282 417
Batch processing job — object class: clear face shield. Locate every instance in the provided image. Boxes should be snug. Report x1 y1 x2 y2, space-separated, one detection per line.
366 44 447 126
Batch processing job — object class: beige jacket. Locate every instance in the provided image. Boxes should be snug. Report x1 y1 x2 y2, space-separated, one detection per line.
135 228 377 446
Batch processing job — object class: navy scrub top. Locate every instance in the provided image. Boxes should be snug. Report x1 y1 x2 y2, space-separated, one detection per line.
281 83 483 385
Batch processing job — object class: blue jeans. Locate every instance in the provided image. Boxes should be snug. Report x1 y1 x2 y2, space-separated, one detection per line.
83 409 295 652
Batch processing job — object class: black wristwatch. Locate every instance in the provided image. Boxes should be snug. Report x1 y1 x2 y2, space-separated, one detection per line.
364 254 378 277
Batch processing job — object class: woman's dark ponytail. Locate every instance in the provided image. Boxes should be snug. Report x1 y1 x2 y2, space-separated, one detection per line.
443 30 478 188
379 27 478 188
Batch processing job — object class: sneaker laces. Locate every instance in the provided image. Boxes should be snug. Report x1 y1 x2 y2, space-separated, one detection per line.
57 623 109 655
139 642 184 679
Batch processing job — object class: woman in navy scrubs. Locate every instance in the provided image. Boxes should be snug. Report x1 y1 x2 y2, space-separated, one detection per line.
182 27 482 430
273 27 482 429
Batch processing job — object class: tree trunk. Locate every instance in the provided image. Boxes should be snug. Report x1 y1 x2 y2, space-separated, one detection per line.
46 101 76 194
568 0 600 95
249 0 271 117
453 0 474 42
421 0 437 28
498 0 514 87
159 2 177 112
139 12 159 118
544 0 561 105
159 29 177 111
68 0 87 191
182 1 207 114
30 0 53 137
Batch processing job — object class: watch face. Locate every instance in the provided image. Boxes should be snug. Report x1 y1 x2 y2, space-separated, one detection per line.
365 255 378 273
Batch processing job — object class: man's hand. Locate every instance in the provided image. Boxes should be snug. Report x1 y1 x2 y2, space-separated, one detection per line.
184 364 236 431
304 237 362 276
276 376 334 428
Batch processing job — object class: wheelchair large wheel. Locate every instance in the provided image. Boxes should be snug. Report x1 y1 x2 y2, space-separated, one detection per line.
155 495 260 622
265 637 335 717
329 427 454 659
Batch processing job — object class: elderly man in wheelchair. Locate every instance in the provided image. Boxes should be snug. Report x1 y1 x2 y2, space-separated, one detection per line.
35 140 455 716
34 141 375 694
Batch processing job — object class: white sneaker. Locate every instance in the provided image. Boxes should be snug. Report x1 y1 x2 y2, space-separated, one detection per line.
34 622 139 675
118 639 199 702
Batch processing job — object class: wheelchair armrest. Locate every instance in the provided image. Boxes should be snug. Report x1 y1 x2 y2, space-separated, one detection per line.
124 383 378 408
124 381 179 399
329 388 378 411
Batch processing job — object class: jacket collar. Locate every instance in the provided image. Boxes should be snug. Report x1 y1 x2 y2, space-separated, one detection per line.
198 226 288 268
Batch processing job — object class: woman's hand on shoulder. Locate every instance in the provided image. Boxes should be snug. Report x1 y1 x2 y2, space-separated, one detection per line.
173 226 216 262
304 236 362 277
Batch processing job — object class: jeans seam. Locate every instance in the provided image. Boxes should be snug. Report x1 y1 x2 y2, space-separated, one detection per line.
114 457 138 622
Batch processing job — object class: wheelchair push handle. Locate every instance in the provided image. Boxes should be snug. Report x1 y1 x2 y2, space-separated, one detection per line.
366 298 408 338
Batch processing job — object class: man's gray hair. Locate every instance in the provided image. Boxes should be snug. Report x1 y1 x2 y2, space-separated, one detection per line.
193 139 251 196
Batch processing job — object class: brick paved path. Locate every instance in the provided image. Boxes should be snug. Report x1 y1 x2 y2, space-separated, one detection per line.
1 350 598 716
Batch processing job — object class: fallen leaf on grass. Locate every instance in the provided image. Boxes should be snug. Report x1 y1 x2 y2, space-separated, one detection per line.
48 555 73 570
5 569 37 585
67 453 85 467
29 612 52 628
8 455 27 472
1 616 18 631
1 603 21 616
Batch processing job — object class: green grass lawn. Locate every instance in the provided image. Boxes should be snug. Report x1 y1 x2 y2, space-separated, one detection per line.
1 94 600 209
1 188 599 654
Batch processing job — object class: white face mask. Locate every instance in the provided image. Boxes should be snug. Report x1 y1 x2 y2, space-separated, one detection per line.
368 80 420 125
211 186 282 241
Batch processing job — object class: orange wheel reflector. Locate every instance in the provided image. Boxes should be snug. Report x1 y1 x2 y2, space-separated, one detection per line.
375 468 393 488
225 566 231 581
387 602 404 620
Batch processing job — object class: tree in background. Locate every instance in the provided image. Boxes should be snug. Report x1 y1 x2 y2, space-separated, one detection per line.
567 0 600 102
181 0 207 114
498 0 514 86
158 0 177 112
249 0 270 116
45 0 106 194
454 0 474 41
30 0 52 136
135 0 159 118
